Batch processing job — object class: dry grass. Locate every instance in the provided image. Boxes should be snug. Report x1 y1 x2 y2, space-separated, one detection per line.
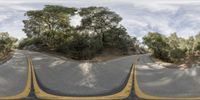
152 54 200 69
90 48 125 62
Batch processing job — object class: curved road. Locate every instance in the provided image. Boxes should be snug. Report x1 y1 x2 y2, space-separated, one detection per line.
28 51 135 96
5 50 196 99
0 50 28 97
136 54 200 98
3 50 200 99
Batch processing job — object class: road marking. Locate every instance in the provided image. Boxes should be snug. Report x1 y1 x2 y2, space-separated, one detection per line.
29 56 133 100
0 56 31 99
134 65 200 100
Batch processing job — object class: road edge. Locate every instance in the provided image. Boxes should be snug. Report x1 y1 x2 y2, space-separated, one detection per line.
0 56 31 99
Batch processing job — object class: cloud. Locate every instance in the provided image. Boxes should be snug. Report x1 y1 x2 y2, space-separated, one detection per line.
0 0 200 39
70 14 82 27
0 15 11 22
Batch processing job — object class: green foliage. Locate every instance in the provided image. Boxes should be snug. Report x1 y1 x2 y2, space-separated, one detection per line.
18 37 43 49
23 5 77 49
143 32 170 61
67 33 102 59
168 33 179 49
0 32 17 56
104 26 132 52
194 33 200 51
20 5 137 60
169 48 186 61
195 42 200 51
143 32 200 62
143 33 188 62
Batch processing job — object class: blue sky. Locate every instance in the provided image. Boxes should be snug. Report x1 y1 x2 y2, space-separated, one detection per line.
0 0 200 40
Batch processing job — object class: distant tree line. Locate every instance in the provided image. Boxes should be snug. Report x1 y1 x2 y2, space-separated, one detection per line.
0 32 17 57
143 32 200 62
19 5 138 60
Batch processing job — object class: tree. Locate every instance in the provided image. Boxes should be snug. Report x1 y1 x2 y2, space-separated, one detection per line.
103 25 133 52
21 5 137 60
0 32 17 56
143 32 193 62
186 36 195 55
194 33 200 51
168 33 179 49
167 33 186 61
143 32 170 61
79 7 123 48
23 5 77 49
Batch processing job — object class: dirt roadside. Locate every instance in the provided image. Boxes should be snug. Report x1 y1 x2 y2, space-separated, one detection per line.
0 51 14 64
152 56 200 69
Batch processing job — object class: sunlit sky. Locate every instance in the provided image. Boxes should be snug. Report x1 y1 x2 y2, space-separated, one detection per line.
0 0 200 40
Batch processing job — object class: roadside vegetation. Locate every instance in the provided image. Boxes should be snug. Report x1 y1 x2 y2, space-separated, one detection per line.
0 32 17 60
19 5 144 60
143 32 200 65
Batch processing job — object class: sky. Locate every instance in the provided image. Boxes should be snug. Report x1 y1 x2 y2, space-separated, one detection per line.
0 0 200 40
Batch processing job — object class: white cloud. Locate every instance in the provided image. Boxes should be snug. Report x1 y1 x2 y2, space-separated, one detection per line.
0 0 200 39
70 14 82 27
0 15 10 22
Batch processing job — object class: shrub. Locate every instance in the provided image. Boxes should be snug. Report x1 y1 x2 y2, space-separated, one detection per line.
169 48 186 62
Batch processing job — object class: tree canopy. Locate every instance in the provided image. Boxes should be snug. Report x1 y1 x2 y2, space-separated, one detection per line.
0 32 17 57
143 32 200 62
20 5 137 60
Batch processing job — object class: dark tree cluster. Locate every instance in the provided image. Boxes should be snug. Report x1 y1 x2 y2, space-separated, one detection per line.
19 5 137 60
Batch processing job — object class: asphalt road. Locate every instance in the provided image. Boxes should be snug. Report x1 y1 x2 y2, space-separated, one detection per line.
136 54 200 98
28 51 135 96
5 50 197 99
0 50 28 96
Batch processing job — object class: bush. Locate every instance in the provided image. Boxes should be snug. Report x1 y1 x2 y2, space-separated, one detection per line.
143 32 190 62
0 32 17 56
143 32 171 61
18 37 43 49
169 48 186 62
67 34 102 60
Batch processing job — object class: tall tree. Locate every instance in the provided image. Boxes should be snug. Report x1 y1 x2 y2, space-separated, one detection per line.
0 32 17 56
23 5 77 49
168 33 179 49
79 7 123 47
21 5 137 59
143 32 170 61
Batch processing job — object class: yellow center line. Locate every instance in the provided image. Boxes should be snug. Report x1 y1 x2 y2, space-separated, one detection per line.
29 56 134 100
0 56 31 99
